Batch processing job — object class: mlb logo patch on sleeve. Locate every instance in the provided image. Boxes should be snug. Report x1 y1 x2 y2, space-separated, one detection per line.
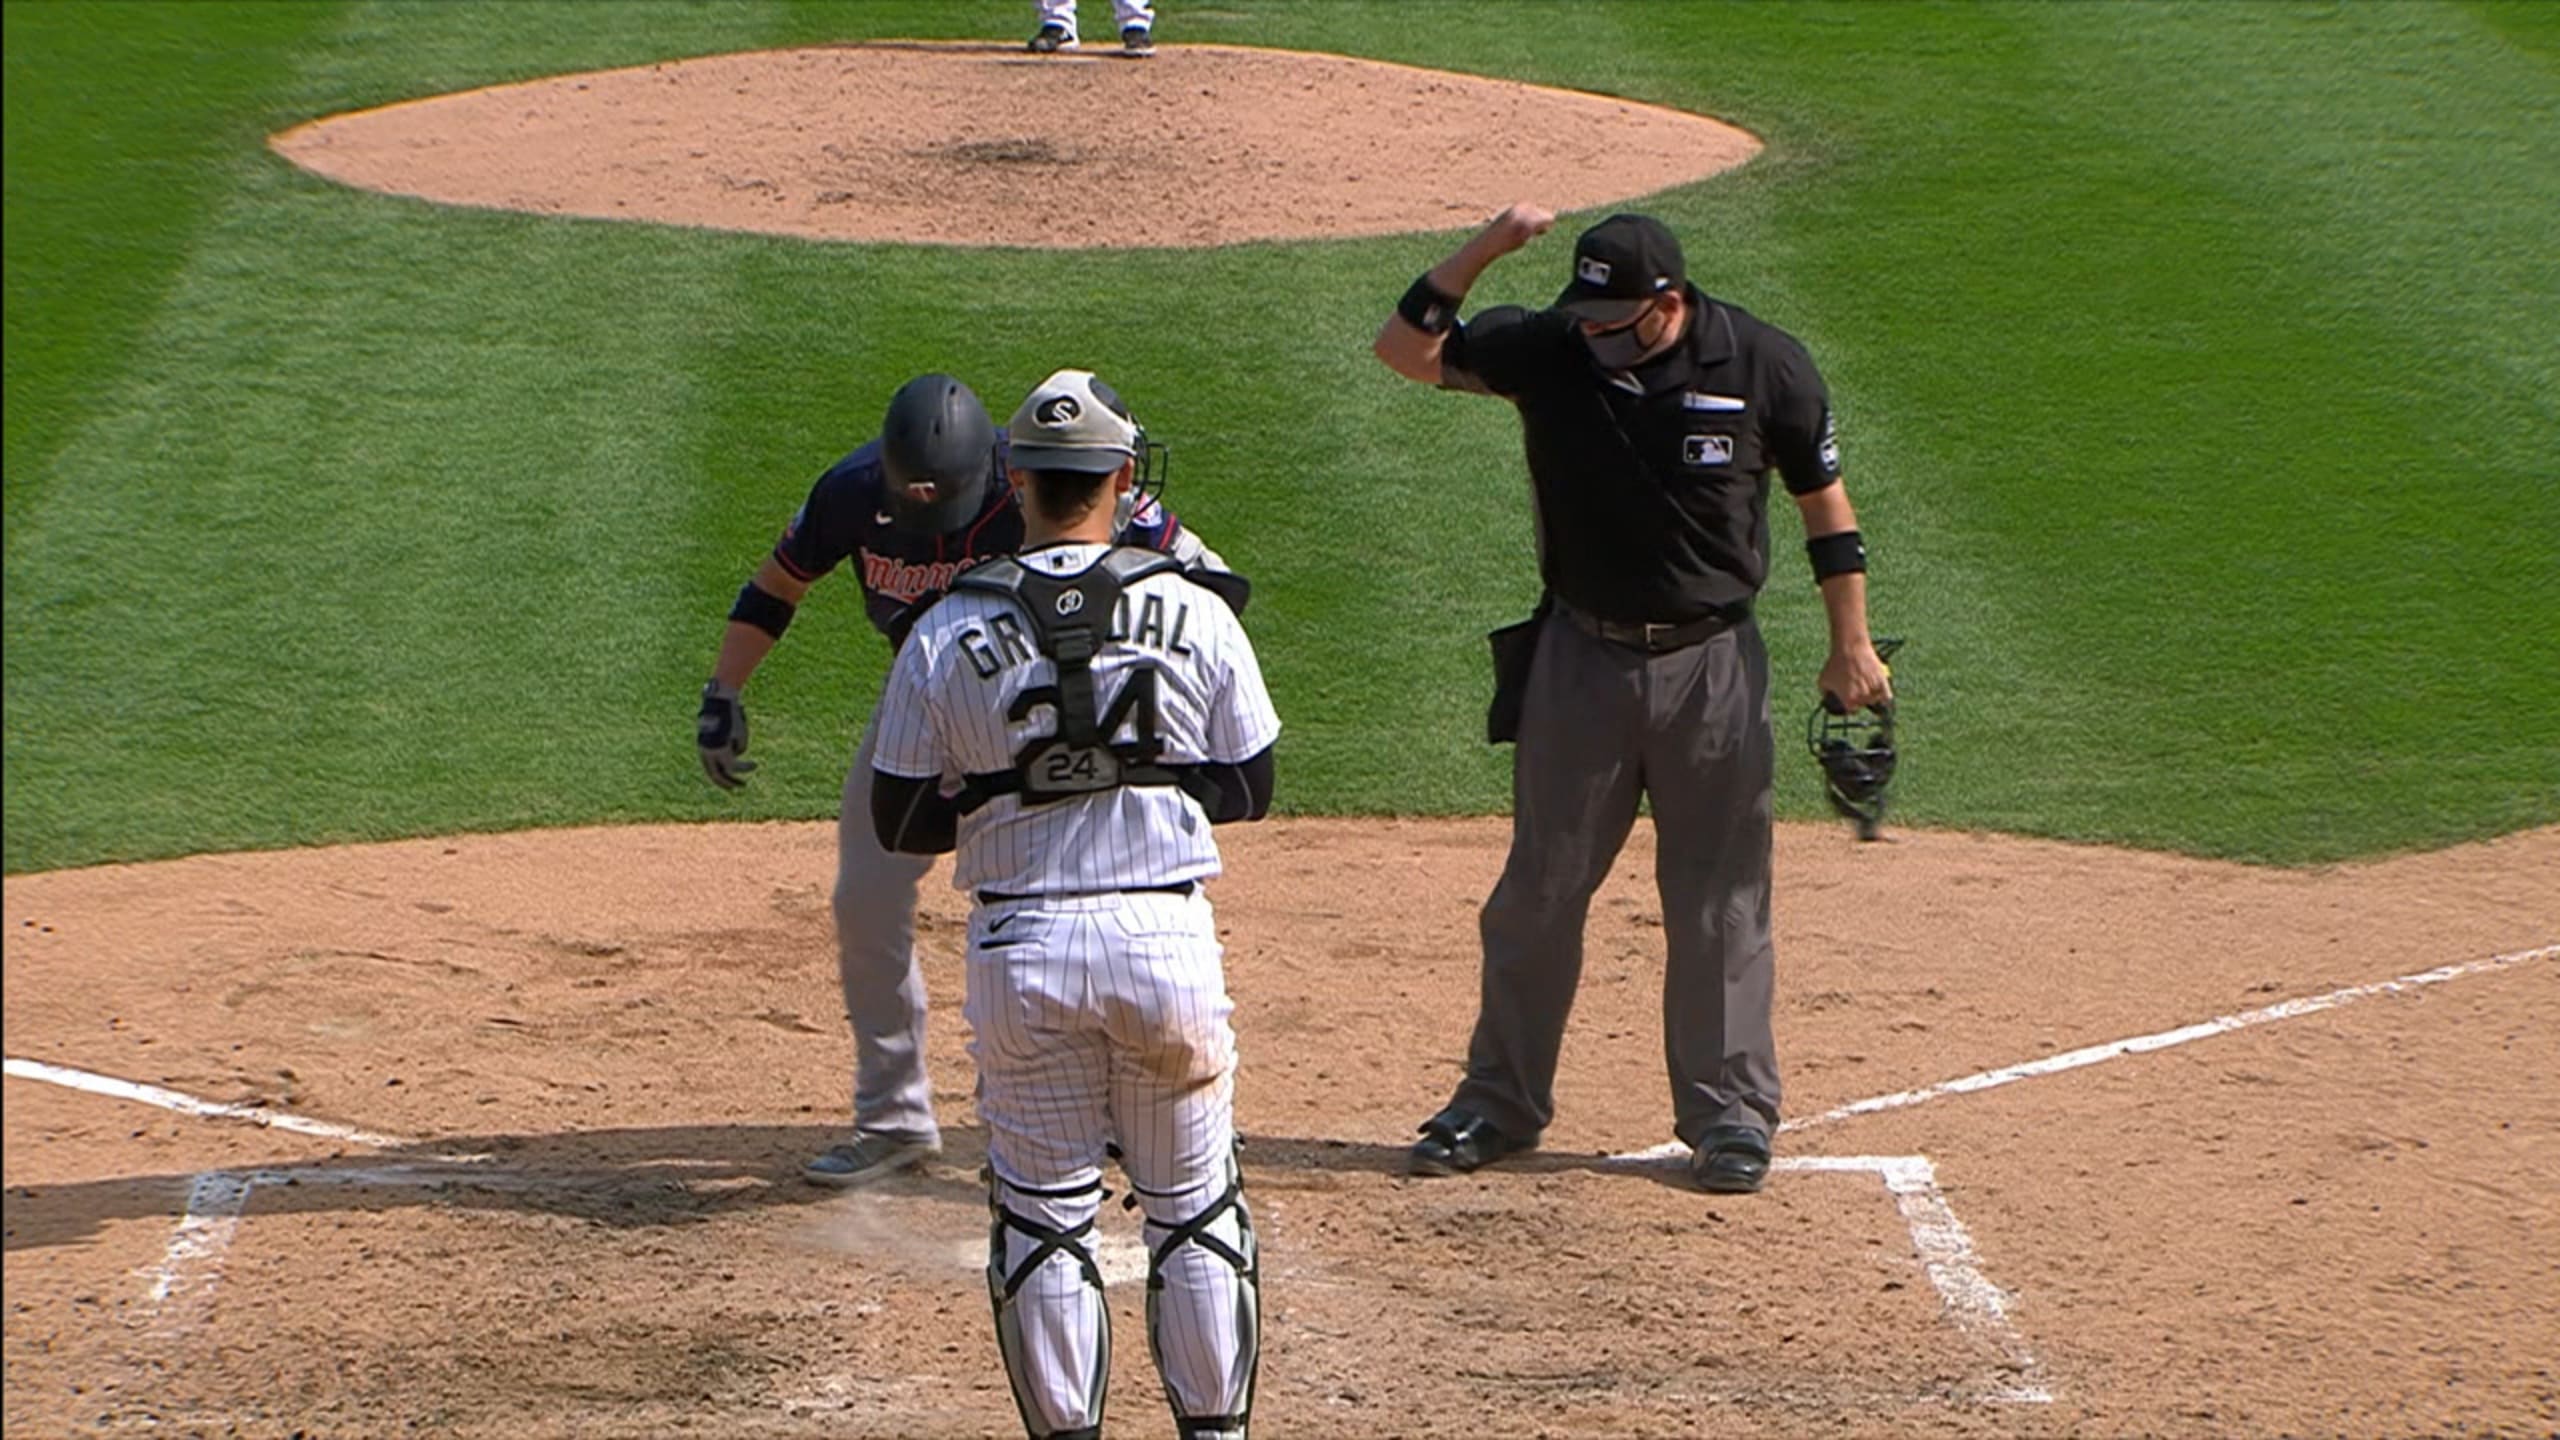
1683 434 1734 466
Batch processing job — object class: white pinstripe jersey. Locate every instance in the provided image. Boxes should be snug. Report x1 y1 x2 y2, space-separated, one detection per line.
874 541 1281 896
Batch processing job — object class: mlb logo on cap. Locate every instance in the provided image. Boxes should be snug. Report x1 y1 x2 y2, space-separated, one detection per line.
1557 213 1685 325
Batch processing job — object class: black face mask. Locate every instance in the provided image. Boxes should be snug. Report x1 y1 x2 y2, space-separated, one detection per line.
1584 301 1666 370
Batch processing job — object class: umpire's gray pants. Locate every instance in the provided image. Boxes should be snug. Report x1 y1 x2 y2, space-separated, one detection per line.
833 710 940 1144
1452 611 1780 1145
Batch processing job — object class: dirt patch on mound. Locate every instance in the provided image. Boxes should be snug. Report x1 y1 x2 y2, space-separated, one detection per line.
269 42 1762 248
5 819 2556 1435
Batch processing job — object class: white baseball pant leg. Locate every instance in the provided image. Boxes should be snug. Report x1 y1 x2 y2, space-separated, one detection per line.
832 710 939 1144
970 892 1256 1438
1035 0 1157 42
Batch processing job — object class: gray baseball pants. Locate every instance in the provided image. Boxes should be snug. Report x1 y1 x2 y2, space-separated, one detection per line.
833 709 940 1144
1451 610 1781 1146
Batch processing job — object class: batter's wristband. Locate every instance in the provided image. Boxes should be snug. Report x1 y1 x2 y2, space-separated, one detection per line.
1807 529 1867 582
729 580 798 638
1397 275 1462 335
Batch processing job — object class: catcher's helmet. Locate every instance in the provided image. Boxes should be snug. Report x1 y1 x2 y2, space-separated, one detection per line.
1807 638 1903 841
1007 368 1169 535
880 374 998 535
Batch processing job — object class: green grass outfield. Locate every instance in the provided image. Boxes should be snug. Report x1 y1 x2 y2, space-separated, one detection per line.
6 0 2556 873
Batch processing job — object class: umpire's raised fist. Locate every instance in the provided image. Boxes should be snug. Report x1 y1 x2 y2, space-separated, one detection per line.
1487 202 1557 252
698 681 756 789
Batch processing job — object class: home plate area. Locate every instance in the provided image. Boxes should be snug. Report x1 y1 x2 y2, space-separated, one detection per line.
120 1138 2018 1437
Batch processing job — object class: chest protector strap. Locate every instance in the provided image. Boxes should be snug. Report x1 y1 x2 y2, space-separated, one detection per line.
953 547 1190 811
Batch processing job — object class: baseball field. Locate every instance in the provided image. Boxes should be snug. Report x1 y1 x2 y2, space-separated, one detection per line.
6 1 2557 1435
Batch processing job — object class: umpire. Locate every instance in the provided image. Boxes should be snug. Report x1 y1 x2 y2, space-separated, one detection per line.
1371 204 1891 1193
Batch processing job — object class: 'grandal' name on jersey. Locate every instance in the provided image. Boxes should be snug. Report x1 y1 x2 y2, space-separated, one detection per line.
958 590 1197 680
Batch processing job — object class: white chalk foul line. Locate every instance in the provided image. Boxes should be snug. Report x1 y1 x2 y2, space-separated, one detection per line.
1786 942 2555 1134
2 1055 416 1149
1602 1150 2050 1403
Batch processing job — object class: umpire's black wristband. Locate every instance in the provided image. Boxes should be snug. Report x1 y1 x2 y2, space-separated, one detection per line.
1807 529 1867 582
729 580 797 638
1397 275 1461 335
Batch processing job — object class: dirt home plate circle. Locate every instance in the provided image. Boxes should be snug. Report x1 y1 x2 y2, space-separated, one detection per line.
265 42 1764 248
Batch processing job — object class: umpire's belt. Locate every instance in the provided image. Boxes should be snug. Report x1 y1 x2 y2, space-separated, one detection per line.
976 881 1197 906
1556 598 1750 653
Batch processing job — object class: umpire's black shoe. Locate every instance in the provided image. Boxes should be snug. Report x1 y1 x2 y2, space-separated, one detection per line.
1407 1107 1535 1177
1690 1124 1773 1194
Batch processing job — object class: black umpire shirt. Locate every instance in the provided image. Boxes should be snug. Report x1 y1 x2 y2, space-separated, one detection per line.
1441 283 1842 623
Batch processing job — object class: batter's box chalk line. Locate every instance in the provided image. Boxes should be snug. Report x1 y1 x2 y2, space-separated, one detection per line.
137 1159 1152 1341
139 1163 550 1335
1606 1149 2050 1403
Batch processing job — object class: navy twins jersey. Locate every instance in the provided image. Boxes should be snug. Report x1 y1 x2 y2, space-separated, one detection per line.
772 428 1192 644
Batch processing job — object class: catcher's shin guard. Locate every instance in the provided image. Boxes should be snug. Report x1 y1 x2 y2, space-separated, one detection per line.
987 1171 1112 1440
1130 1154 1260 1439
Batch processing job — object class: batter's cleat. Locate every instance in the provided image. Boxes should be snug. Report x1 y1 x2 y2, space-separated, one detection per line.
1406 1107 1535 1177
1027 23 1075 53
1121 25 1155 55
804 1131 940 1188
1689 1125 1772 1194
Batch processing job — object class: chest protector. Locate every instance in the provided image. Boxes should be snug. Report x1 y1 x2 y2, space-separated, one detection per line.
951 546 1190 810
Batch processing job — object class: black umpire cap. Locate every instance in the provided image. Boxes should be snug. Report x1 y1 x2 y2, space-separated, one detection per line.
1555 213 1685 324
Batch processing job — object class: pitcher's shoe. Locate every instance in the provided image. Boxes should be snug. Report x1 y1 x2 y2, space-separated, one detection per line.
805 1131 940 1188
1121 25 1155 55
1027 23 1075 53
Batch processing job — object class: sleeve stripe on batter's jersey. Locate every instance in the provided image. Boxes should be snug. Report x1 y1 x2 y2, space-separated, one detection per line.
772 544 824 582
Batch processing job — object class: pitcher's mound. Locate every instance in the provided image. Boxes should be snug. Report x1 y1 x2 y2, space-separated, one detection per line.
271 42 1762 248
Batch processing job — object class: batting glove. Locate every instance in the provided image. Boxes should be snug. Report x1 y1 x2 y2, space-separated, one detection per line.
698 681 755 789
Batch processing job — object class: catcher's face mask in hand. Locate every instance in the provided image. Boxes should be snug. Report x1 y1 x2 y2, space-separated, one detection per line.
1807 638 1903 841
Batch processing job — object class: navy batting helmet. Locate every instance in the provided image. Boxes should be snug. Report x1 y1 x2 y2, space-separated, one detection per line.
879 374 998 535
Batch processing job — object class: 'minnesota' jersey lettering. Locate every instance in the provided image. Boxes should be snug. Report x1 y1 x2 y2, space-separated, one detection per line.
771 429 1195 643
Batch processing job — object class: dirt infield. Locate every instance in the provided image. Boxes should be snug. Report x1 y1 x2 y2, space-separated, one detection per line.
268 42 1761 248
6 818 2555 1436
